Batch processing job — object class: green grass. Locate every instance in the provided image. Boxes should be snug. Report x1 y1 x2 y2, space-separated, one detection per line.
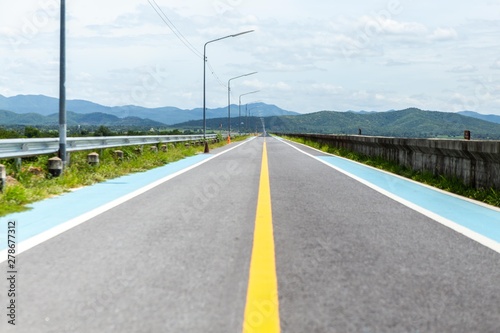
0 138 236 217
282 135 500 208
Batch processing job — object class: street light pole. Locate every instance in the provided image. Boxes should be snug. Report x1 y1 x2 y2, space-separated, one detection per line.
59 0 67 167
238 90 260 134
227 71 257 143
247 104 261 133
203 30 254 152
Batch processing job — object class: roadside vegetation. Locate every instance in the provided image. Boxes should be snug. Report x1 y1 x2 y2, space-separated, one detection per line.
283 136 500 208
0 125 200 139
0 135 248 217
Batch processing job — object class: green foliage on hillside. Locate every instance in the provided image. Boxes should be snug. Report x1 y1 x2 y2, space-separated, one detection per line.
0 124 195 139
0 127 21 139
0 109 166 128
267 108 500 139
3 106 500 139
174 108 500 139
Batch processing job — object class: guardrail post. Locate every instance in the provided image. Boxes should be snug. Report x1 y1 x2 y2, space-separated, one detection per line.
0 164 6 193
114 150 124 160
48 157 63 177
87 152 99 166
14 158 22 171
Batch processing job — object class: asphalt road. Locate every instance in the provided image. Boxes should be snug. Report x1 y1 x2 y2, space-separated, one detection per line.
1 136 499 333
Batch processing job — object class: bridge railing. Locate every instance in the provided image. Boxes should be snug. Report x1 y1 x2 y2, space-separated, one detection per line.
281 133 500 190
0 134 217 159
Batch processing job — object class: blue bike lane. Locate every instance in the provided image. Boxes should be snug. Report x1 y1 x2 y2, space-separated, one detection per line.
0 138 257 259
317 155 500 252
0 154 215 257
278 137 500 254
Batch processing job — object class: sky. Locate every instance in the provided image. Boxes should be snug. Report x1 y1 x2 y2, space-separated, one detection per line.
1 0 500 115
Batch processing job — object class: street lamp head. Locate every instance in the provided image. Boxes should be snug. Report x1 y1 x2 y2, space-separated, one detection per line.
228 71 258 85
231 30 254 38
240 90 261 98
205 30 255 48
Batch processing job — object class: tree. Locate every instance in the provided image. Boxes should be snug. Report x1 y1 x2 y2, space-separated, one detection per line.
94 125 113 136
24 126 41 138
0 128 21 139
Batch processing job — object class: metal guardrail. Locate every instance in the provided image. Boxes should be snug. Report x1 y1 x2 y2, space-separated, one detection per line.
0 134 217 159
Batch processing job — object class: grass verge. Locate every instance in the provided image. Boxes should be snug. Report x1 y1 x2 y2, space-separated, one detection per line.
282 135 500 208
0 137 241 217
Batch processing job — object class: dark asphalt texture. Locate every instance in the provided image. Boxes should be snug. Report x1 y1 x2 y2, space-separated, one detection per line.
1 136 499 333
268 138 500 333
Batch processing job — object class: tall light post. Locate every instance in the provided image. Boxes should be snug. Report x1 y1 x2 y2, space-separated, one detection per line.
59 0 67 166
247 104 262 133
203 30 254 152
227 72 257 143
244 102 261 132
239 90 260 134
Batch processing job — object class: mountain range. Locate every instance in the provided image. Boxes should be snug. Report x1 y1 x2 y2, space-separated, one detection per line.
0 94 298 125
177 108 500 139
2 94 500 139
263 108 500 138
0 109 165 128
457 111 500 124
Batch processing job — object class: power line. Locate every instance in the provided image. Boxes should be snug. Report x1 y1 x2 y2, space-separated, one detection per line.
147 0 227 88
207 62 227 88
147 0 202 59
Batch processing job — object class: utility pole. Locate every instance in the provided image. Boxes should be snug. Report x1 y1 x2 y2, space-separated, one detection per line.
59 0 67 166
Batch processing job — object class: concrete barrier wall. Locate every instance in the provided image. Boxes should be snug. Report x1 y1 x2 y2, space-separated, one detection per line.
285 134 500 190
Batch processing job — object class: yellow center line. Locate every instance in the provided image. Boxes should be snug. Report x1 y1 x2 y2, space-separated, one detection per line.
242 141 281 333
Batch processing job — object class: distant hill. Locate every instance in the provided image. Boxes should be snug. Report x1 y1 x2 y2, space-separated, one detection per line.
458 111 500 124
0 94 299 125
0 109 49 125
3 95 499 138
174 108 500 139
265 108 500 139
0 109 165 128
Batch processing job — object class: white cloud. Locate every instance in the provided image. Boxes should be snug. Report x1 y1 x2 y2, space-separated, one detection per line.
308 83 344 95
244 79 292 92
491 59 500 70
385 59 411 66
430 27 458 41
359 16 427 35
2 1 500 115
447 64 478 73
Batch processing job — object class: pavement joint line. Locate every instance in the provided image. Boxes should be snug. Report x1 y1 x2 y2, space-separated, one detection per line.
0 137 257 263
275 137 500 254
242 140 281 333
